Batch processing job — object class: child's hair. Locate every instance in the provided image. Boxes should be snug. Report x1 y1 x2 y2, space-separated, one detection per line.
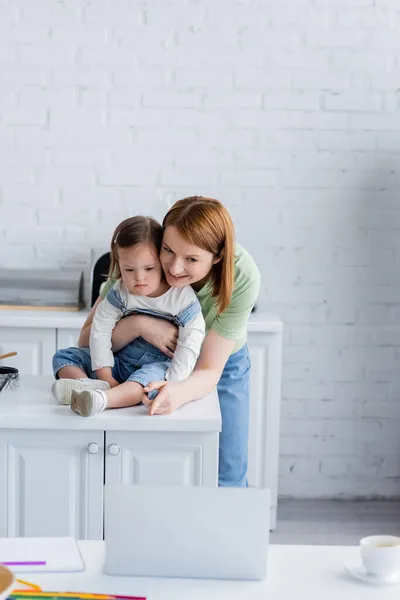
163 196 235 314
109 216 163 280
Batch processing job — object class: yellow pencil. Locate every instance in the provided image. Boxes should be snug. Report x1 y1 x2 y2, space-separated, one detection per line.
9 594 145 600
16 579 42 591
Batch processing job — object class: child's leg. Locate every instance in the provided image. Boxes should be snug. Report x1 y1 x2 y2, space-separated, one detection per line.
58 365 87 379
71 381 144 417
71 360 170 417
53 347 93 380
107 381 144 408
52 347 110 405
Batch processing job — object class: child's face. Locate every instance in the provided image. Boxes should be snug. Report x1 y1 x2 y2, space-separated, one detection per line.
118 243 164 297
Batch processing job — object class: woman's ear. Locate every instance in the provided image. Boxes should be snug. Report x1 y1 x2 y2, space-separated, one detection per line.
212 253 223 265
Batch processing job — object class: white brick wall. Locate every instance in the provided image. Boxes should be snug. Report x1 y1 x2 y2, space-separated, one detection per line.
0 0 399 499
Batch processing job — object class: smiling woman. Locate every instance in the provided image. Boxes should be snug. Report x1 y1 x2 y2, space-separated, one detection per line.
78 196 260 487
161 228 222 292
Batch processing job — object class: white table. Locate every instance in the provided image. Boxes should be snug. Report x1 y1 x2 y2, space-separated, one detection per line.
14 541 399 600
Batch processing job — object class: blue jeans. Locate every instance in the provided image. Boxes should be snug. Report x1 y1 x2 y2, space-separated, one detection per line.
217 344 251 488
52 337 170 399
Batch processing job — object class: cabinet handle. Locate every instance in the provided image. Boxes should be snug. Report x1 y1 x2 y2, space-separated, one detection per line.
108 444 120 456
87 442 100 454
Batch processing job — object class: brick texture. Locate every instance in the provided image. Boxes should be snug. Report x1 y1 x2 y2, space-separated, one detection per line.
0 0 399 498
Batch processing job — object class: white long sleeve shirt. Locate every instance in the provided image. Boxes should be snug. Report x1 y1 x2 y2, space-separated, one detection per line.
90 281 205 383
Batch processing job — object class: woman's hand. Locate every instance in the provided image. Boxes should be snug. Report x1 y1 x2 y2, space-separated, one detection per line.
142 381 184 415
139 316 178 359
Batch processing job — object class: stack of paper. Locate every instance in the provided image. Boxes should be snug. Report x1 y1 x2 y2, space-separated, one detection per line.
0 538 84 573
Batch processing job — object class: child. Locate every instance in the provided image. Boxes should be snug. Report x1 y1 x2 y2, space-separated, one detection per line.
51 216 205 417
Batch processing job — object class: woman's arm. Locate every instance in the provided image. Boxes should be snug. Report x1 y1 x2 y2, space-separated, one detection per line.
78 297 101 348
182 329 235 393
79 296 143 351
143 263 260 415
143 330 235 415
78 296 178 356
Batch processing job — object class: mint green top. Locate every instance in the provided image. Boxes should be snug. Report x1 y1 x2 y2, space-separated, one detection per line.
100 243 260 354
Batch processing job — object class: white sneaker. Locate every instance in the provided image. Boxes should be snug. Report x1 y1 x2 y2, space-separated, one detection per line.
51 378 110 405
71 389 108 417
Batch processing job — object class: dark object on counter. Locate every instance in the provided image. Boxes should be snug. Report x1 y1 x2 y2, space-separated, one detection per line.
91 252 111 308
0 366 19 393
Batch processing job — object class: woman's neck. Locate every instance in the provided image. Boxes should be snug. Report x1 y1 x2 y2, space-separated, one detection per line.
191 275 210 293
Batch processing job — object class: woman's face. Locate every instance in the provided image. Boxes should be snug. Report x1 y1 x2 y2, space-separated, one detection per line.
160 226 219 289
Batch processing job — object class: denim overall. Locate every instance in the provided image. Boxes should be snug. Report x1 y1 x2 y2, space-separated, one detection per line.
53 294 201 399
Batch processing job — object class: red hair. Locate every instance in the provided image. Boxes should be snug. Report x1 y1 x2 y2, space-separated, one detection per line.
163 196 235 314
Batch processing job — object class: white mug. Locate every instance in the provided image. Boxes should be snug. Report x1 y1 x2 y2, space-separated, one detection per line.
360 535 400 580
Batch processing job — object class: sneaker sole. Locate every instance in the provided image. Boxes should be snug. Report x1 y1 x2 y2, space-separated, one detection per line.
71 390 93 417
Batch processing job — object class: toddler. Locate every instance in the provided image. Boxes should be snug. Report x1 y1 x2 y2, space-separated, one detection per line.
51 216 205 417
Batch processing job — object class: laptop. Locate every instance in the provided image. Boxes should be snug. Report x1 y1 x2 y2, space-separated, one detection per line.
104 484 270 581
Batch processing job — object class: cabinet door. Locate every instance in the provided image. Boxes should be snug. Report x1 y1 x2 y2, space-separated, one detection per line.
0 328 55 375
56 329 82 350
0 430 104 540
105 431 218 487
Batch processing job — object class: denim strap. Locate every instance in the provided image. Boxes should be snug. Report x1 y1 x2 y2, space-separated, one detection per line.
106 287 129 315
119 299 202 328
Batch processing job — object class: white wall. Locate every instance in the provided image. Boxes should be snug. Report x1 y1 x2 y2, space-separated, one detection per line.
0 0 399 499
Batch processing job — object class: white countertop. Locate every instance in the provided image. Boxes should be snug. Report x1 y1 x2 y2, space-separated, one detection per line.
0 376 221 433
0 309 283 332
9 540 396 600
0 309 90 329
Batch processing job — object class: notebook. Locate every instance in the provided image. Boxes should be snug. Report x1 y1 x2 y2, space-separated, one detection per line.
0 537 84 573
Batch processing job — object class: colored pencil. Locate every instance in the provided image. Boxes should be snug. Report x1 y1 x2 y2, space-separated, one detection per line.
10 594 109 598
2 562 46 566
16 579 42 591
8 595 146 600
114 597 146 600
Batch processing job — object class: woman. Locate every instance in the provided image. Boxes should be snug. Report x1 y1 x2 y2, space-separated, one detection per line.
79 196 260 487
